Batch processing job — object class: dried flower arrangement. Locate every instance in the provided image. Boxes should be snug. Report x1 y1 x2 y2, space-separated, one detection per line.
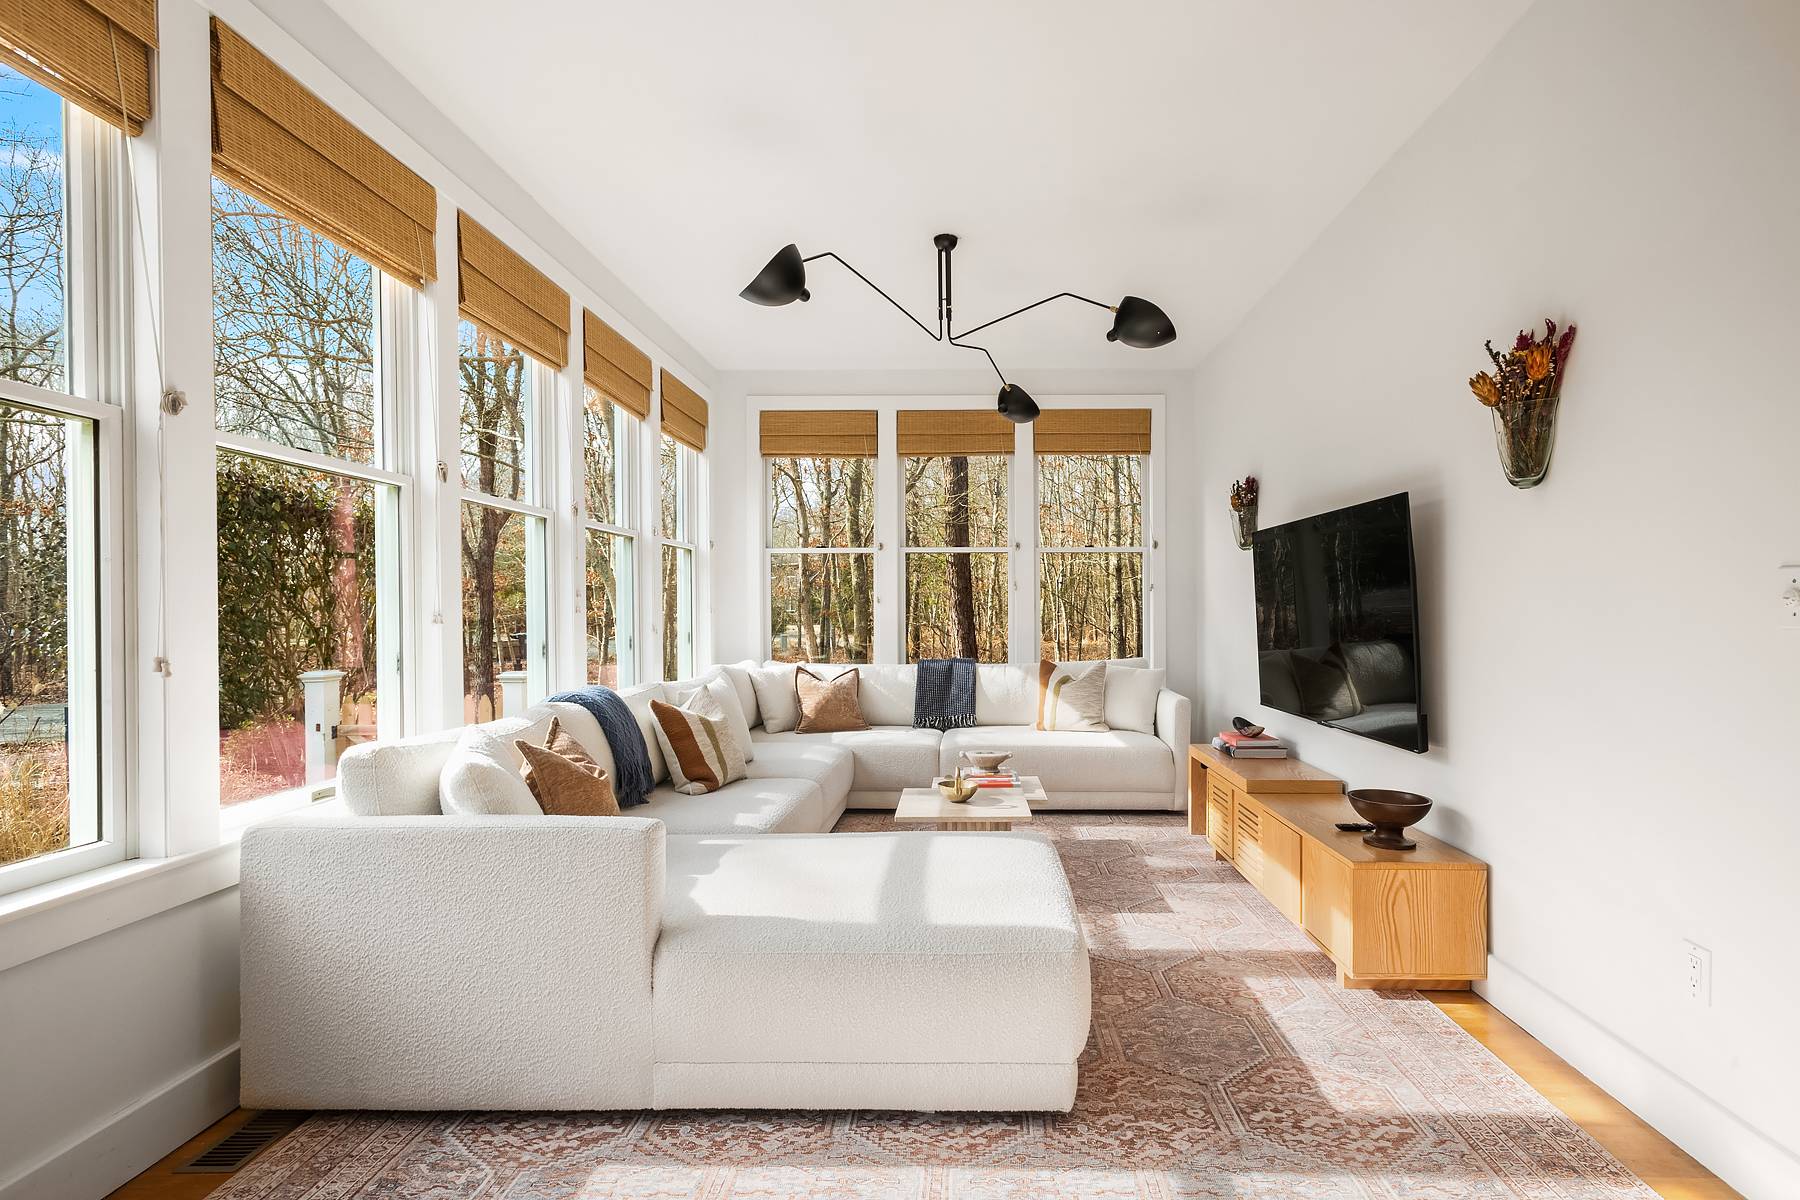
1229 476 1258 549
1468 319 1577 488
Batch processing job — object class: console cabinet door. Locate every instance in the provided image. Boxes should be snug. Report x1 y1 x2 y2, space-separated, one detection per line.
1206 776 1235 859
1258 814 1303 924
1301 838 1355 965
1188 757 1208 835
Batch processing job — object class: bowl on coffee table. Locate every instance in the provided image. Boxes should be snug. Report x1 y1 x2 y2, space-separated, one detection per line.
961 751 1012 772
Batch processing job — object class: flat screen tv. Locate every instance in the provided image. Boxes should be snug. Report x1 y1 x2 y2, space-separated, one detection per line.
1251 492 1427 752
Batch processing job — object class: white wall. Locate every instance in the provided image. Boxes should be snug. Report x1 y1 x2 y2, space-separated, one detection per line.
1191 2 1800 1195
710 367 1201 712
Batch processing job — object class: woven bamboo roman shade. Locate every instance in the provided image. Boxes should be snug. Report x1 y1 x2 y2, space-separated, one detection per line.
1033 408 1152 455
582 309 651 421
211 19 435 287
457 212 570 369
760 410 878 458
896 409 1014 457
0 0 156 134
660 370 707 452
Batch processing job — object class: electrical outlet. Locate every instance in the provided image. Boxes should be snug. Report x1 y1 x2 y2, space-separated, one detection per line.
1684 940 1712 1005
1781 565 1800 629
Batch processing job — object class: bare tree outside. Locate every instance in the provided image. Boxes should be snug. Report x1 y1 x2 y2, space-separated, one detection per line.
903 454 1007 662
768 456 873 662
212 178 383 803
584 387 632 686
0 71 81 866
459 322 531 719
1039 453 1145 660
661 434 695 678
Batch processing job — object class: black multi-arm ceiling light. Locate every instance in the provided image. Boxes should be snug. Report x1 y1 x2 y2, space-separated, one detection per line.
738 233 1176 423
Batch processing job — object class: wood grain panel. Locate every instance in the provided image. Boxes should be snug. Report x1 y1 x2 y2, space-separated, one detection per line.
1352 867 1490 979
1259 811 1303 924
1301 838 1355 965
1188 757 1207 835
1189 744 1344 794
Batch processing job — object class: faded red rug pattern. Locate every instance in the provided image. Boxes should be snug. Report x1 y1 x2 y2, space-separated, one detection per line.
213 813 1657 1199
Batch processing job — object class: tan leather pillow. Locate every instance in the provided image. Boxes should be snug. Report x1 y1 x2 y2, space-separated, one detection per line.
795 666 870 733
514 718 619 816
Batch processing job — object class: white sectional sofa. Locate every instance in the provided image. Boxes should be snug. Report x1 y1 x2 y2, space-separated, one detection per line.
238 660 1188 1113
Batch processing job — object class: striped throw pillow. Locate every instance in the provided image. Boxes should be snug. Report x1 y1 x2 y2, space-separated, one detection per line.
648 698 747 795
1036 659 1110 732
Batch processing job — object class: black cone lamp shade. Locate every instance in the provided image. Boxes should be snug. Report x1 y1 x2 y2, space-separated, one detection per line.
997 383 1039 423
1107 295 1177 348
740 244 810 305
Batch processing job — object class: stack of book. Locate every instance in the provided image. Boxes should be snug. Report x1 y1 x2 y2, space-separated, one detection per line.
937 769 1020 789
1211 729 1289 758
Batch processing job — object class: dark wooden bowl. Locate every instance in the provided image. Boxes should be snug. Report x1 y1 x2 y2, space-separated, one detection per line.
1346 789 1433 851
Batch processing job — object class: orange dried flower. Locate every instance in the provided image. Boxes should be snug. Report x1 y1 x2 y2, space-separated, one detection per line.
1469 372 1501 407
1524 343 1552 382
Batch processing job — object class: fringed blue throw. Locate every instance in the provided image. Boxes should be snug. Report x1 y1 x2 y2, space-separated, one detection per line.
546 686 656 808
914 657 977 730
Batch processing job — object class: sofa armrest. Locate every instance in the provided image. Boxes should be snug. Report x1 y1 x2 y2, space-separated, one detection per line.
239 815 664 1110
1155 689 1192 800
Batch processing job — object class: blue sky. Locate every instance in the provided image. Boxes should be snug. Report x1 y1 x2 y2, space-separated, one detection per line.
0 65 64 136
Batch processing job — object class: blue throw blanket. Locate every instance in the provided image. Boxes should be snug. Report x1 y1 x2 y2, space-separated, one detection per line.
913 658 977 730
546 686 656 808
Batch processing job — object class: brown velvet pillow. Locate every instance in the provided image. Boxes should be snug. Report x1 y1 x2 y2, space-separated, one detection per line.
794 666 869 733
514 718 619 816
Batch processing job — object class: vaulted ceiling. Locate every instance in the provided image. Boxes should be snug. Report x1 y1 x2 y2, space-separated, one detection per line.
322 0 1529 372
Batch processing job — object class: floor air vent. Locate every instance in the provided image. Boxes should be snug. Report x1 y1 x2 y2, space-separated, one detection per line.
176 1111 308 1173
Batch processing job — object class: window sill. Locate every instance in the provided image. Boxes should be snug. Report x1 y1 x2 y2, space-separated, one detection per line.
0 789 344 974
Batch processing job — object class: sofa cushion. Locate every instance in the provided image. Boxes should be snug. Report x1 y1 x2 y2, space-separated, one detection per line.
719 660 762 729
617 683 670 782
655 832 1089 1066
633 777 827 835
749 664 800 733
940 725 1174 794
1103 664 1166 734
974 664 1033 726
516 736 618 816
753 726 941 792
743 739 854 801
650 699 748 795
1036 660 1109 732
338 727 462 816
795 666 871 733
666 673 756 763
440 714 555 815
530 701 616 777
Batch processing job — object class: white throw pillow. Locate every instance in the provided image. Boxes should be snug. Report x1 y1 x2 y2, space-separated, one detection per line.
439 714 554 815
617 684 669 782
719 660 762 728
1104 665 1166 735
667 671 756 762
1036 660 1110 733
749 664 801 734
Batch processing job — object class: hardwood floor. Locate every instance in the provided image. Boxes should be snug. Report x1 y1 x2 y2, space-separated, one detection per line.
1426 991 1743 1200
110 993 1740 1200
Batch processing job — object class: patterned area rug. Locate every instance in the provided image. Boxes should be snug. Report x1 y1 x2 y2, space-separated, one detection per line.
213 813 1657 1199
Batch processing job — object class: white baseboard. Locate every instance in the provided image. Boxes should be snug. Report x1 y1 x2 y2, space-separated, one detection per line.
1478 962 1799 1200
0 1044 239 1200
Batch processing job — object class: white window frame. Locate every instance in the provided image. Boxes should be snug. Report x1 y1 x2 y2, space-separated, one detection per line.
209 194 418 821
762 454 878 664
1035 450 1153 663
658 432 699 680
747 395 1163 671
457 325 555 714
580 386 638 687
899 451 1011 664
0 100 130 896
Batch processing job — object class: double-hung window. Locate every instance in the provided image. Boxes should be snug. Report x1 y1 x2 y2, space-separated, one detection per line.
899 410 1011 662
0 66 125 889
658 370 708 679
209 18 436 811
212 181 408 806
459 322 551 720
1036 409 1152 660
761 411 877 664
582 385 636 686
579 309 651 688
